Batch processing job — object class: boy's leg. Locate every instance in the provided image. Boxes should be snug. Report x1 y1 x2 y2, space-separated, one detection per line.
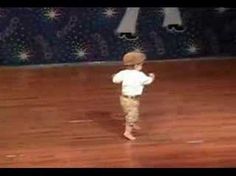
130 98 140 130
121 97 136 140
120 96 140 140
124 123 136 140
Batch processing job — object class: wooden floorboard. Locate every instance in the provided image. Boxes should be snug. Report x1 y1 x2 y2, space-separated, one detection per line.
0 58 236 167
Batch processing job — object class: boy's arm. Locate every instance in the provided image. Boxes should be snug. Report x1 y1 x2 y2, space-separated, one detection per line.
112 72 123 84
142 73 155 85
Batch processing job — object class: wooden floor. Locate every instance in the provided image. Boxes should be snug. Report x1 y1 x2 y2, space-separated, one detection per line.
0 57 236 167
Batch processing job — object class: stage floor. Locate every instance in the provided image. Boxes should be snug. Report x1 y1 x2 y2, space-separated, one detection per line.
0 57 236 167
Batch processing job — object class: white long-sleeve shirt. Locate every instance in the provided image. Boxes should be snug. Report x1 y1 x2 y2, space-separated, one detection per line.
112 69 154 96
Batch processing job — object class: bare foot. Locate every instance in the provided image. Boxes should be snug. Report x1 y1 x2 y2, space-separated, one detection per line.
133 124 141 130
123 132 136 140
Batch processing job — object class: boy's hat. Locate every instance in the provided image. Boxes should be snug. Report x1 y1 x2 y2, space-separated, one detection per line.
123 52 146 66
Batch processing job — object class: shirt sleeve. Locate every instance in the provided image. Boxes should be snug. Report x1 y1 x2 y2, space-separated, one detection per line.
140 72 154 85
112 71 124 84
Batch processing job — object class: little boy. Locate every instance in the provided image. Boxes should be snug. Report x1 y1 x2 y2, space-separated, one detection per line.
112 52 155 140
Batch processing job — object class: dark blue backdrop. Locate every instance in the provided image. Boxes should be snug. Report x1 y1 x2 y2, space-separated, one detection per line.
0 8 235 65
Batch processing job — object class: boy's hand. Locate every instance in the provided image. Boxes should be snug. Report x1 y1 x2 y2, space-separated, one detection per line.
149 73 155 79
